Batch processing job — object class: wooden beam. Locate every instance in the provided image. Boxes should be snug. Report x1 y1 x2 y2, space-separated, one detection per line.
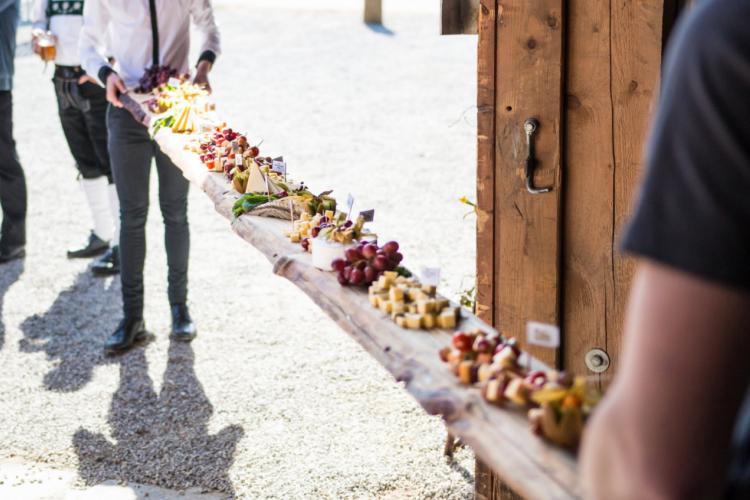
494 0 565 367
153 129 582 500
364 0 382 24
442 0 480 35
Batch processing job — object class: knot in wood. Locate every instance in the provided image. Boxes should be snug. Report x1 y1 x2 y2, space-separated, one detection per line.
526 37 537 50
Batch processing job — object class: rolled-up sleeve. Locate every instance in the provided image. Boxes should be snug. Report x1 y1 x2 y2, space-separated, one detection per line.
30 0 48 32
191 0 221 64
79 0 111 83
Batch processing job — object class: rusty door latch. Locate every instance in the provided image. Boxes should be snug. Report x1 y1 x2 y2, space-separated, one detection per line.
524 118 552 194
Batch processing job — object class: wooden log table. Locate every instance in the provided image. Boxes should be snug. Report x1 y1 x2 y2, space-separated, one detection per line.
154 129 581 499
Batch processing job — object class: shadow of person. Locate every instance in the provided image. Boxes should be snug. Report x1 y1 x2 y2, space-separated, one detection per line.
18 270 121 392
0 259 24 350
73 341 244 497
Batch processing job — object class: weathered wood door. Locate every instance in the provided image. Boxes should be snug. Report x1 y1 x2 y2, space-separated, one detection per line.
476 0 664 376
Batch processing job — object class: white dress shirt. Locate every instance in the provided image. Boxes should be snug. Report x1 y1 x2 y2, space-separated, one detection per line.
79 0 221 88
32 0 87 67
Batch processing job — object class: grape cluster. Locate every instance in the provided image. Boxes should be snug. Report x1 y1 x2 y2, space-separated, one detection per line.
333 241 403 286
300 215 343 251
135 65 179 93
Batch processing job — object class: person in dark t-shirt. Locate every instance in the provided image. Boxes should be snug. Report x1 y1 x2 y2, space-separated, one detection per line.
580 1 750 498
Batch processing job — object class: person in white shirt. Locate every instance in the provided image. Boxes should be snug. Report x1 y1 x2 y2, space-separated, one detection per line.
31 0 120 275
79 0 220 354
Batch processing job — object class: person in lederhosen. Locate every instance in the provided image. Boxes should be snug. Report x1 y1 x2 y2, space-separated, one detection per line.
31 0 120 275
0 0 27 264
79 0 220 354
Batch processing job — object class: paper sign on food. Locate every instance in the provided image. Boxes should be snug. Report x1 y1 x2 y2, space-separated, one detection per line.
271 160 286 175
526 321 560 349
420 267 441 287
359 209 375 222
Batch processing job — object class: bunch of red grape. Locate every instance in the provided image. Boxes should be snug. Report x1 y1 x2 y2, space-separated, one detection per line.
333 241 403 286
135 65 179 93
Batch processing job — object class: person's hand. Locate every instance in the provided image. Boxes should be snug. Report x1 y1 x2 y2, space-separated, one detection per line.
31 30 42 56
31 37 41 56
106 72 127 108
78 74 98 86
193 60 212 93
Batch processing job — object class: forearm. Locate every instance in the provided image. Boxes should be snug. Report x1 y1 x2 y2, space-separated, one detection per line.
581 262 750 498
191 0 221 63
78 0 110 82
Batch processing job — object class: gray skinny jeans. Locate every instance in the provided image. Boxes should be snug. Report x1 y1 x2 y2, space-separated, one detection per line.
107 105 189 318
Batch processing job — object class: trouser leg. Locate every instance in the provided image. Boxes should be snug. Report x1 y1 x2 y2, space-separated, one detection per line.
56 80 102 180
154 147 190 306
56 77 117 242
79 81 112 182
0 91 26 247
108 183 120 247
107 105 152 318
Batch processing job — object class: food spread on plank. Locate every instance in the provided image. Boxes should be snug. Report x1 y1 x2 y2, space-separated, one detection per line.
136 75 601 450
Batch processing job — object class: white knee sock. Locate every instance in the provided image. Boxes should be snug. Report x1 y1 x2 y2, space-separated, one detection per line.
108 183 121 247
81 177 114 242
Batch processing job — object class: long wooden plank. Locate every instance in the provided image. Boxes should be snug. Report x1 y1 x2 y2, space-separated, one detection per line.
562 1 662 379
155 130 581 499
608 0 663 375
562 0 615 379
494 0 564 367
475 2 504 497
476 0 496 339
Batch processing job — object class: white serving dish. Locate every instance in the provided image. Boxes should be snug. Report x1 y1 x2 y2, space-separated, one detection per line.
311 237 354 271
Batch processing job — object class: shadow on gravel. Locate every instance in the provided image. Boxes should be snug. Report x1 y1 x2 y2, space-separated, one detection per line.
18 270 121 392
365 23 395 36
73 341 244 497
0 259 24 350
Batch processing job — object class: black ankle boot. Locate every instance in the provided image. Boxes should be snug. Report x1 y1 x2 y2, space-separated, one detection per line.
68 231 108 259
171 304 196 342
105 317 149 355
92 246 120 276
0 244 25 264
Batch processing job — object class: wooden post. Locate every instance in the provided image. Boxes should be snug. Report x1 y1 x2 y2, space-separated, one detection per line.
442 0 480 35
364 0 382 24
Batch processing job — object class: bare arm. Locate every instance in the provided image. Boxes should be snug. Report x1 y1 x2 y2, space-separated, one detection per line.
581 261 750 498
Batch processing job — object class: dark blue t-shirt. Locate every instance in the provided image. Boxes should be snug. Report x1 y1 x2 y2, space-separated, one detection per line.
622 1 750 496
623 0 750 291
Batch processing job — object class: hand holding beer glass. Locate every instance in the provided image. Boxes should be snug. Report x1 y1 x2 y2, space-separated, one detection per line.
31 30 57 70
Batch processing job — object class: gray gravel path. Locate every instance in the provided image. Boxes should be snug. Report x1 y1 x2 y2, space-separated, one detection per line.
0 1 477 498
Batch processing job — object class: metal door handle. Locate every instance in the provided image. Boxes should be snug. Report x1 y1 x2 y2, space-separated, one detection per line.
524 118 552 194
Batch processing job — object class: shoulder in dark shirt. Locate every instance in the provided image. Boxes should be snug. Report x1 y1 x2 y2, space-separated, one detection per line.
622 0 750 291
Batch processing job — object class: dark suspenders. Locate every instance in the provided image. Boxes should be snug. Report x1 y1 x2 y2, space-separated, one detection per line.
148 0 159 66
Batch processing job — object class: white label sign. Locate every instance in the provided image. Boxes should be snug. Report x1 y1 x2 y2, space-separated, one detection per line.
420 267 441 287
271 160 286 175
526 321 560 349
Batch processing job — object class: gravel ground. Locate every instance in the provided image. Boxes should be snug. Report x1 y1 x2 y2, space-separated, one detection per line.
0 1 477 498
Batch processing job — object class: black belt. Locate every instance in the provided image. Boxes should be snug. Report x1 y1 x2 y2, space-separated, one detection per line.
54 65 84 79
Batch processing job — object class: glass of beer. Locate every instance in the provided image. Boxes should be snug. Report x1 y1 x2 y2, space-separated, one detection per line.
37 31 56 62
